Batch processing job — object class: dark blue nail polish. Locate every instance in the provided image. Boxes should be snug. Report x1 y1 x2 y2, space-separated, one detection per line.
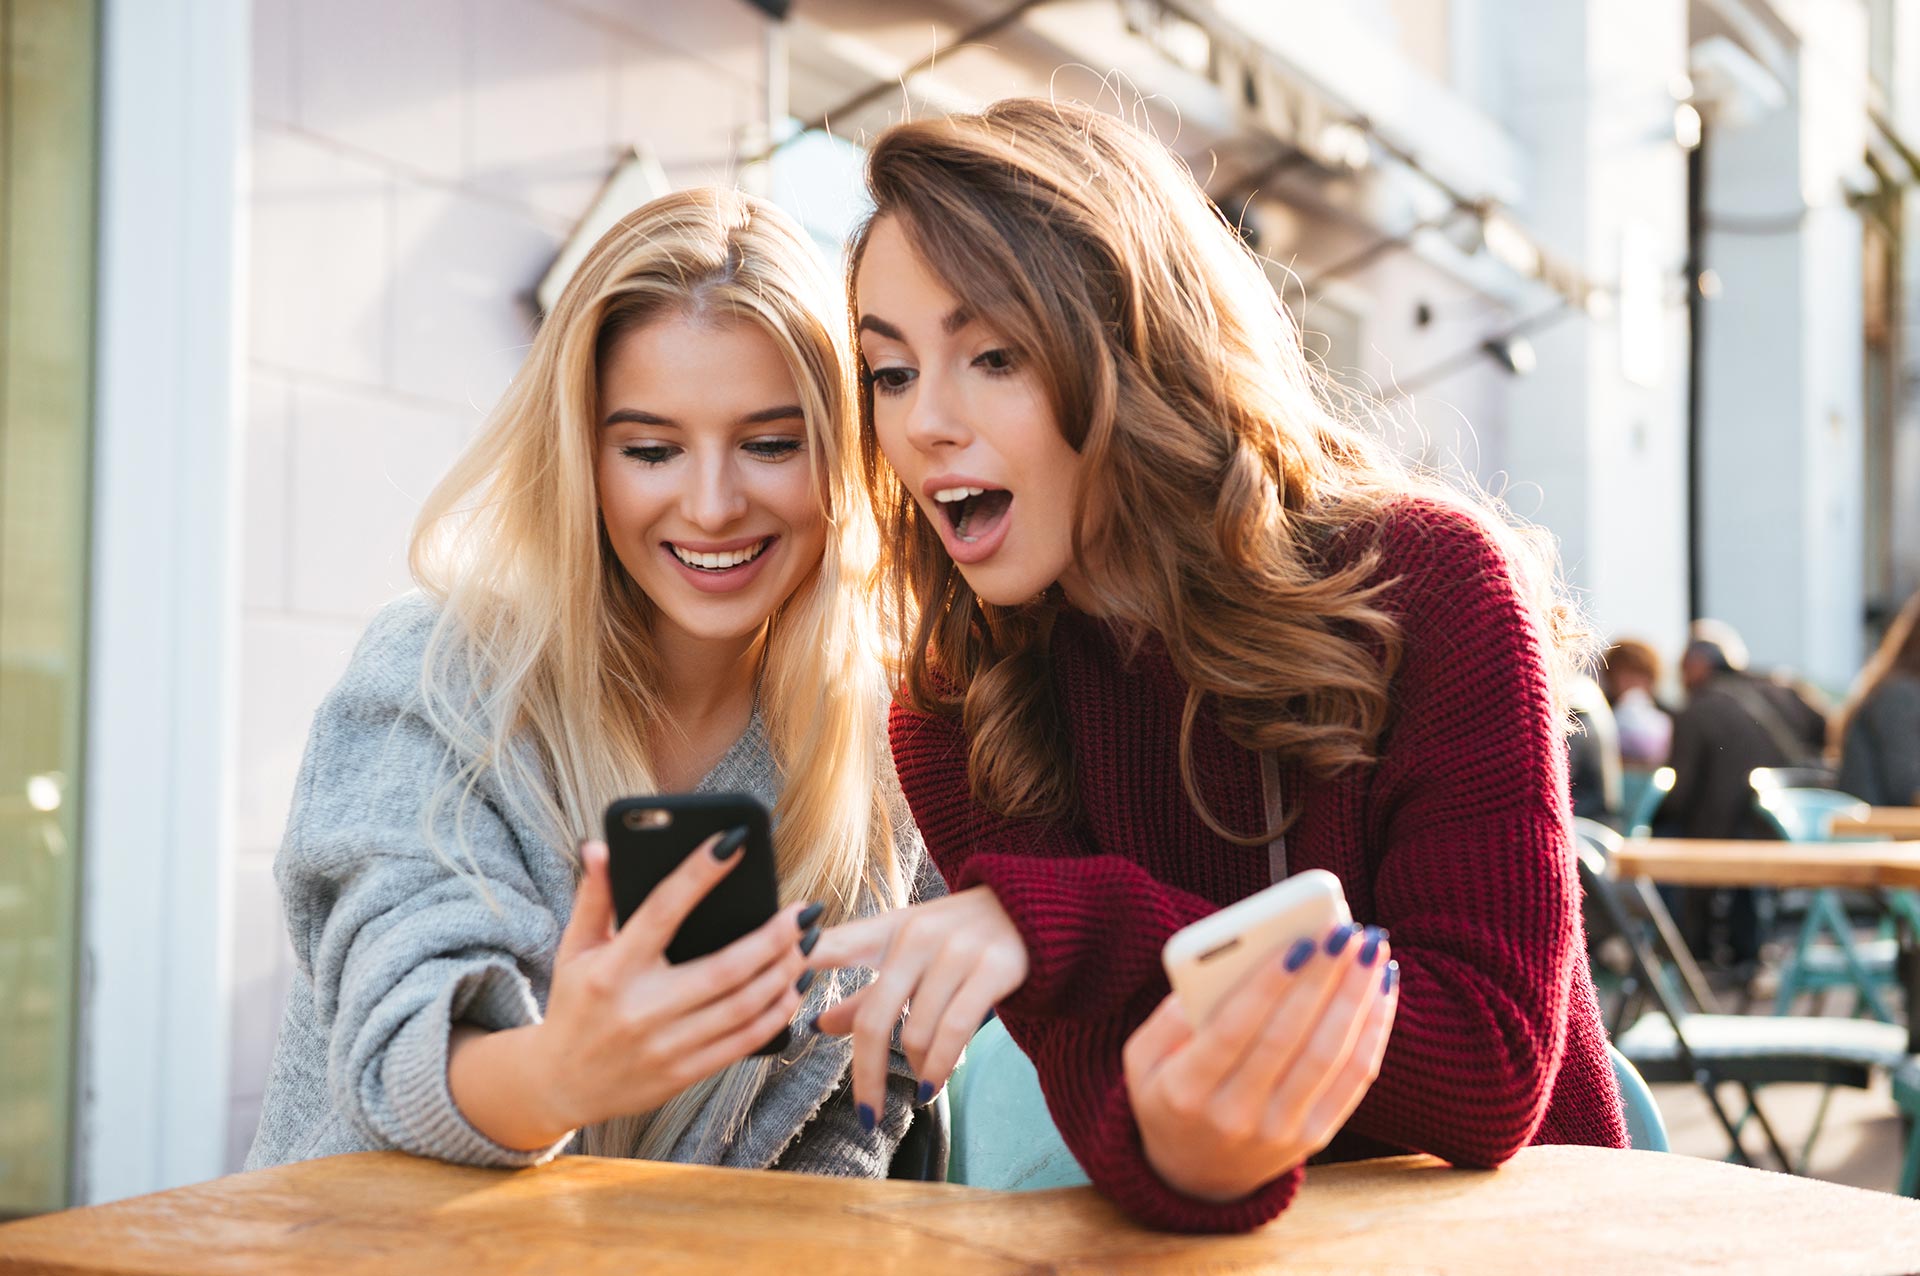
798 926 821 957
711 825 749 860
795 970 816 996
1284 938 1315 971
857 1102 877 1133
1326 923 1358 956
1382 960 1400 993
1359 927 1385 967
915 1079 935 1105
796 901 825 930
807 1014 826 1035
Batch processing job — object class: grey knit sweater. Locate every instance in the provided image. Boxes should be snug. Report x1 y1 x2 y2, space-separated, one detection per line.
245 594 936 1176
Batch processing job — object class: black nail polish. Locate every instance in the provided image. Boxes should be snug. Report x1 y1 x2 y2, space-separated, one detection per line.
795 970 816 996
1284 938 1315 971
915 1079 935 1105
1382 960 1400 993
711 825 749 861
1326 923 1358 956
799 925 821 957
857 1102 877 1134
796 901 825 931
1359 927 1385 967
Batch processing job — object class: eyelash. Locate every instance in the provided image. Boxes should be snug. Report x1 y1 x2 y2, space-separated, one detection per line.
617 439 804 467
863 349 1018 398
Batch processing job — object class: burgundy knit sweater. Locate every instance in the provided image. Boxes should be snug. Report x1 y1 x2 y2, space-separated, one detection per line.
890 500 1628 1233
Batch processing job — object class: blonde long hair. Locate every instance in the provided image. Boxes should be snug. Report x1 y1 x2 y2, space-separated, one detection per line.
853 99 1590 840
409 188 899 1160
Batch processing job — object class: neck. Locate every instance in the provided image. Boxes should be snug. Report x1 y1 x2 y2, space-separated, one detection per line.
652 624 765 728
1057 563 1111 617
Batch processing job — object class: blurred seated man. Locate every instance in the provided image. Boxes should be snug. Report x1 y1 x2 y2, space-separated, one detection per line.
1656 621 1828 969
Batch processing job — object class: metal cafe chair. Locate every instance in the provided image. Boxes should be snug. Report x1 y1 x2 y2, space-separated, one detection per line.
1576 819 1907 1174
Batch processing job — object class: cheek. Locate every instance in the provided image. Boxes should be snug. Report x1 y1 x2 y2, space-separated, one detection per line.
595 461 669 535
868 404 913 471
763 467 826 540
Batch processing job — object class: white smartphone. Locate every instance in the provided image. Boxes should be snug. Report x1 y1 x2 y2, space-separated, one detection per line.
1162 870 1352 1024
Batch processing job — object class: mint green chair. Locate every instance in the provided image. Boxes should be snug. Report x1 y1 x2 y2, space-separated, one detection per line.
1624 766 1675 838
1895 1058 1920 1197
1608 1044 1670 1152
1754 785 1900 1023
945 1015 1089 1190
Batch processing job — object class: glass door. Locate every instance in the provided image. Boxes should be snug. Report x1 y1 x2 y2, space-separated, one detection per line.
1 0 98 1216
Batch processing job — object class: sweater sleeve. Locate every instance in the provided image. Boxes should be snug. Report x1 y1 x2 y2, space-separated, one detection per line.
889 705 1299 1232
276 600 571 1168
1337 506 1581 1167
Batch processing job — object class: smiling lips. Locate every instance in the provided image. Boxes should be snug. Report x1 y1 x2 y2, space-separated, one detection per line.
670 538 771 571
661 536 779 593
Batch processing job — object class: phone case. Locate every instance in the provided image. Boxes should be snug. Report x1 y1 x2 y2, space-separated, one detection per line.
604 791 789 1055
1161 869 1352 1025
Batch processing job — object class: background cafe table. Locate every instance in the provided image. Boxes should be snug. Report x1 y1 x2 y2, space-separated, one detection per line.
6 1145 1920 1275
1609 836 1920 1051
1831 807 1920 840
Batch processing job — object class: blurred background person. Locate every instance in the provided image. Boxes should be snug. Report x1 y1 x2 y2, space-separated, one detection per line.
1567 674 1625 825
1656 621 1828 970
1601 638 1673 772
1834 590 1920 806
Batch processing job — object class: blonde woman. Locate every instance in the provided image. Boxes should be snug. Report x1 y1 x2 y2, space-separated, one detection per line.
247 189 933 1175
805 99 1625 1231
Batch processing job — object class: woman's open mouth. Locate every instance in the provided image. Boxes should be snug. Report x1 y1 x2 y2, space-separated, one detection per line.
933 486 1012 544
929 484 1013 566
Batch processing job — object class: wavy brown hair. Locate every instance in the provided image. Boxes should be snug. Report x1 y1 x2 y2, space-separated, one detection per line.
851 98 1590 842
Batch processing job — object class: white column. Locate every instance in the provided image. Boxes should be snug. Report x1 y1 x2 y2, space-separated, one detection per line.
1697 2 1869 687
80 0 247 1201
1490 0 1692 652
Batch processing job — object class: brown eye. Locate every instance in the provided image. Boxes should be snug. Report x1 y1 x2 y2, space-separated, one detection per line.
866 366 916 396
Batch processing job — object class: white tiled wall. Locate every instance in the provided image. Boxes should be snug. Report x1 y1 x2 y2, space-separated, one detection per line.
229 0 769 1168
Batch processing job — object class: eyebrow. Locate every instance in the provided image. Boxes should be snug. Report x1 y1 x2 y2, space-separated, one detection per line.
855 306 974 343
600 404 804 428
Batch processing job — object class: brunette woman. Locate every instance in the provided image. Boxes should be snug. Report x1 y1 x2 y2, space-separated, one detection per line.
805 99 1626 1232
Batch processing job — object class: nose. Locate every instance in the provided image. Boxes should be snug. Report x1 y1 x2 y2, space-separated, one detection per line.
682 451 749 532
901 369 973 454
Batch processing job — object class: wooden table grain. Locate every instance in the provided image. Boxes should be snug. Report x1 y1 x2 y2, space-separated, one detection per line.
5 1145 1920 1275
1831 807 1920 840
1609 836 1920 890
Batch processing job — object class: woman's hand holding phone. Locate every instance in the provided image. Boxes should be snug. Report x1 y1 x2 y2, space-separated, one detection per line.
803 886 1028 1133
1123 924 1399 1204
448 834 814 1151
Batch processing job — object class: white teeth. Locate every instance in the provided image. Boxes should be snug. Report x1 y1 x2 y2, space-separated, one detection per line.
933 486 987 503
670 541 767 571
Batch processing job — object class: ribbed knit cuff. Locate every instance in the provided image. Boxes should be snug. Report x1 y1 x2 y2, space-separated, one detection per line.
380 958 569 1168
1082 1071 1303 1234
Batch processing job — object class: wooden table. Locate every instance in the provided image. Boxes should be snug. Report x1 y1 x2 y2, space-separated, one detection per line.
1832 807 1920 840
1609 837 1920 890
5 1146 1920 1275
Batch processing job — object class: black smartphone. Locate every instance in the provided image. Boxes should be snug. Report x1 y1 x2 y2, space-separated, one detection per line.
604 791 789 1056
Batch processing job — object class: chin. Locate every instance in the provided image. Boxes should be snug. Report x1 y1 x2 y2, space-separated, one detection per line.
956 566 1056 609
